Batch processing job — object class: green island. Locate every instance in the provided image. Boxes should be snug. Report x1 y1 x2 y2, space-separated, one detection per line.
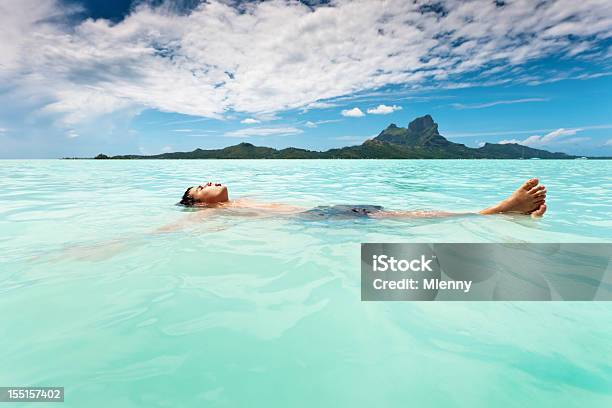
85 115 605 160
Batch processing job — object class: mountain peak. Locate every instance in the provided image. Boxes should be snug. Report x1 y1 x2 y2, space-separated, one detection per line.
407 114 436 133
374 114 448 147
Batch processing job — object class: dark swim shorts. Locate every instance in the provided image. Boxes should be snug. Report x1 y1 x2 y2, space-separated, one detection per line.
300 205 384 219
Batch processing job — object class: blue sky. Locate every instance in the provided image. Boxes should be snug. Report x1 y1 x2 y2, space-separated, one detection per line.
1 0 611 158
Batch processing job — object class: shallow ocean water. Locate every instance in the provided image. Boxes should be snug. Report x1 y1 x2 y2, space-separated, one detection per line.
1 159 611 407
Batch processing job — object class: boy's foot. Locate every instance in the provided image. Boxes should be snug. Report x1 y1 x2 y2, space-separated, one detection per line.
531 203 547 218
480 178 546 216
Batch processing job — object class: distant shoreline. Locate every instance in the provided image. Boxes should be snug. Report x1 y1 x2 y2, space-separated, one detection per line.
64 115 612 160
61 157 612 160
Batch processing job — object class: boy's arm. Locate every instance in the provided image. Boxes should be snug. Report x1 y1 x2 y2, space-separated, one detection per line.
154 209 212 233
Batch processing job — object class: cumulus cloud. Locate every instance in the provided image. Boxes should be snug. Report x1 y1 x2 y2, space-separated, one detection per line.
224 127 302 137
240 118 260 124
522 128 580 146
2 0 612 128
366 104 402 114
341 108 365 117
500 128 583 147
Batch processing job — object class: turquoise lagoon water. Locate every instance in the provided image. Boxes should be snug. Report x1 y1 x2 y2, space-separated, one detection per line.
1 159 611 407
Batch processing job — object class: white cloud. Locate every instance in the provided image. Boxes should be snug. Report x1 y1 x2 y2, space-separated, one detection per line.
304 119 341 128
163 118 209 126
187 133 218 137
452 98 548 110
366 104 403 114
2 0 612 129
341 107 365 117
525 128 580 146
604 139 612 146
41 88 137 126
447 124 612 138
301 102 338 112
224 127 303 137
172 129 193 132
500 128 584 147
161 145 173 153
575 71 612 80
240 118 260 124
66 129 79 138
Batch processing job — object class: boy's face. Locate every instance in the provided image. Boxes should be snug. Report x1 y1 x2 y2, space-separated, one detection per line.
188 182 229 204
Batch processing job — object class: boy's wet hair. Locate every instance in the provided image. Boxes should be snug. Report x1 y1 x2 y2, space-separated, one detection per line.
179 187 196 206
